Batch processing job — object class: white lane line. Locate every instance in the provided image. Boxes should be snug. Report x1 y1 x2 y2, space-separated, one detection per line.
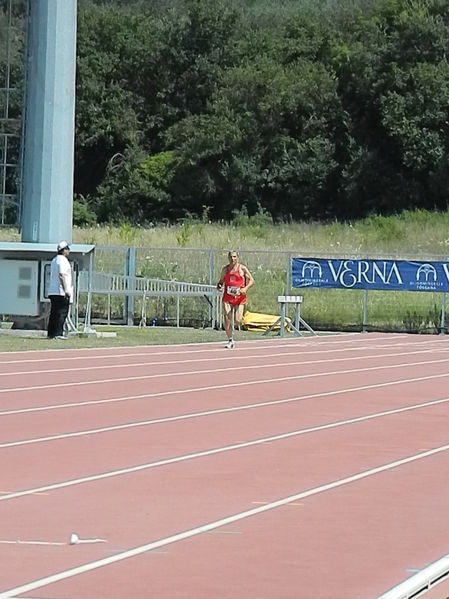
0 491 48 495
0 334 366 363
0 340 377 365
0 535 105 546
3 360 449 419
1 442 449 599
0 346 296 365
0 349 327 376
2 375 449 450
0 333 442 370
1 343 447 376
1 396 447 502
1 352 449 397
0 348 402 378
0 540 66 546
0 332 413 362
0 342 449 376
251 501 303 506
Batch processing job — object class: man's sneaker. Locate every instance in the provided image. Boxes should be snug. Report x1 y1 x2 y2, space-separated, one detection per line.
225 339 235 349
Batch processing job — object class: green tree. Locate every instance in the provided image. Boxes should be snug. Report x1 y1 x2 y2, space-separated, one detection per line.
157 0 239 116
72 0 449 223
167 53 341 220
330 0 449 217
96 149 175 222
75 3 160 197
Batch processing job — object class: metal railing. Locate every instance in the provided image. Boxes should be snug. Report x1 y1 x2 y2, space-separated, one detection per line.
77 270 222 329
74 246 448 334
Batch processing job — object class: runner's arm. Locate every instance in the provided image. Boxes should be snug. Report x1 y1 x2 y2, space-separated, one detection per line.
216 266 226 290
240 266 254 295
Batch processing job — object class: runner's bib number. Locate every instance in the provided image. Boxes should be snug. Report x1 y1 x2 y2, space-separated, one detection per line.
227 286 240 296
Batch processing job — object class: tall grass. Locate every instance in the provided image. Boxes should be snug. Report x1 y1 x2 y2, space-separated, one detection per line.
3 209 447 255
68 209 449 257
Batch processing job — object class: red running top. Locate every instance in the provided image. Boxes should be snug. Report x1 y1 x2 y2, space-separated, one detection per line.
222 265 246 306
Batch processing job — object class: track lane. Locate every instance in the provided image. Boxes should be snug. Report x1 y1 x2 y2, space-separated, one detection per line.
1 443 449 598
1 366 449 491
1 343 449 412
1 333 449 598
2 355 449 446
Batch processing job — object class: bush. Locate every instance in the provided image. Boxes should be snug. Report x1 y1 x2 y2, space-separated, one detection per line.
73 197 97 227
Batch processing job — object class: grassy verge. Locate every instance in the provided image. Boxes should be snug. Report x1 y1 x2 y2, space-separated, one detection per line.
0 325 276 352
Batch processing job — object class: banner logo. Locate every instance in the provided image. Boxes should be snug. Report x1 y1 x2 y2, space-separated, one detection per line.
416 264 437 282
302 261 322 278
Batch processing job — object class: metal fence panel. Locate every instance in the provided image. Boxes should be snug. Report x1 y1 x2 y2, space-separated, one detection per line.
85 246 447 333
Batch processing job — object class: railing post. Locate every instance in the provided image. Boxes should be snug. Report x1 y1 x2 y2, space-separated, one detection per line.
208 249 214 326
286 252 292 294
279 301 285 338
362 289 368 333
125 246 136 326
441 292 446 334
85 251 93 332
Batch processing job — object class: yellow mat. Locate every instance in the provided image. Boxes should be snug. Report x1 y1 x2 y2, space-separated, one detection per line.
242 311 291 332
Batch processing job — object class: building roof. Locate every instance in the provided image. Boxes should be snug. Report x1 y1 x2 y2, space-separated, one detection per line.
0 242 95 259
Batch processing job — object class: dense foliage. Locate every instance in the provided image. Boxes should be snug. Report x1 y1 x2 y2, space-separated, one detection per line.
4 0 449 224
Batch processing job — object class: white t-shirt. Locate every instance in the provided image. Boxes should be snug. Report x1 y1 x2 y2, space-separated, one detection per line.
48 255 73 303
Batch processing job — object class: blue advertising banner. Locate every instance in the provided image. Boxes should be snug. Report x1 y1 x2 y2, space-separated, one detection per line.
292 258 449 292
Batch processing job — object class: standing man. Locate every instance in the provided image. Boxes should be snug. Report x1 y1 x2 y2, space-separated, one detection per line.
47 240 73 339
217 250 254 349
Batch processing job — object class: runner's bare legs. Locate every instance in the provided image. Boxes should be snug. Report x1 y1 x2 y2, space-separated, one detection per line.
233 304 244 330
223 302 235 348
223 303 244 348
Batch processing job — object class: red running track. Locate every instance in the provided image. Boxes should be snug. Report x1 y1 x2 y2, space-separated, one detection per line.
0 332 449 598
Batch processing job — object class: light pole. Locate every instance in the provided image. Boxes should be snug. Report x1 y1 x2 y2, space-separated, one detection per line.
21 0 77 244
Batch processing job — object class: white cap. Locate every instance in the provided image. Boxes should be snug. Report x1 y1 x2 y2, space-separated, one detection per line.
57 240 70 252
